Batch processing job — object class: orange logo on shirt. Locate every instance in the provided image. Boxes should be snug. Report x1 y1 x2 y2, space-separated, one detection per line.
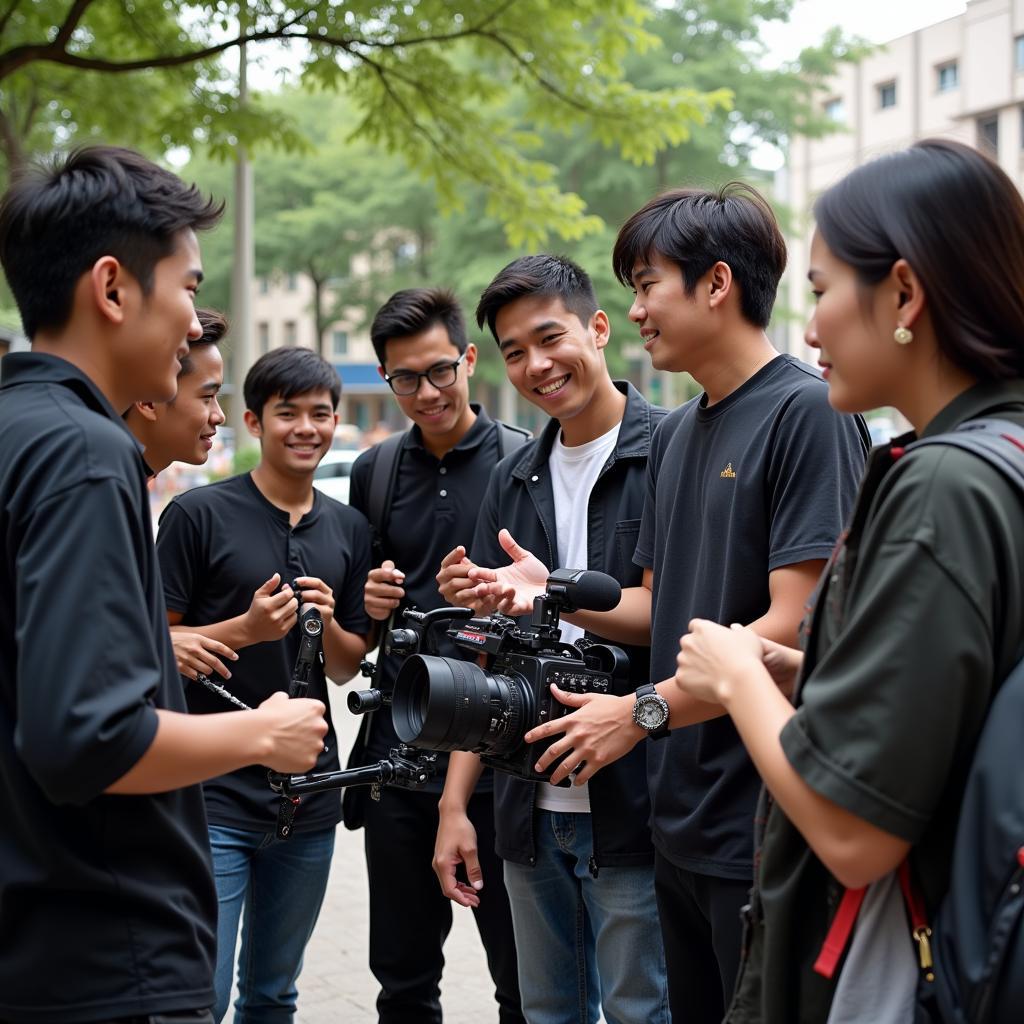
720 463 736 479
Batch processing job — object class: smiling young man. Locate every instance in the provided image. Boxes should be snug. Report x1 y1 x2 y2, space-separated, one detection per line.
489 188 869 1024
156 346 372 1023
0 146 330 1024
126 306 227 476
345 287 527 1024
433 255 669 1024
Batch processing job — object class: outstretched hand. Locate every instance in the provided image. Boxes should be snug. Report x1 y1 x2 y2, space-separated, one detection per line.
467 530 550 616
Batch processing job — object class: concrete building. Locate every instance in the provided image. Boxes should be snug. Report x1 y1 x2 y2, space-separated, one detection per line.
250 270 394 432
782 0 1024 356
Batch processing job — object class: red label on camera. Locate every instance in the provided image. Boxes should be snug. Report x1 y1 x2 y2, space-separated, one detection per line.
456 631 487 645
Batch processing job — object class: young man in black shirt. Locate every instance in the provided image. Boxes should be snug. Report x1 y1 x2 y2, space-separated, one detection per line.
434 256 668 1024
157 346 371 1023
485 190 868 1023
0 146 329 1024
348 288 526 1024
125 306 236 684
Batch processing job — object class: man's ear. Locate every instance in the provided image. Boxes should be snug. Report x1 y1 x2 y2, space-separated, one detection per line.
133 401 159 423
707 261 734 310
89 256 129 325
243 409 262 439
463 342 478 377
590 310 611 351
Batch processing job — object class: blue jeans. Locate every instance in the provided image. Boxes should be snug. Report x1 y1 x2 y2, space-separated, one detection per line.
503 811 670 1024
209 823 335 1024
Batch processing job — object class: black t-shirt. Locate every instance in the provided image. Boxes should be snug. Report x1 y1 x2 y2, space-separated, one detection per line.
348 407 507 787
635 355 868 878
0 353 215 1023
158 472 372 833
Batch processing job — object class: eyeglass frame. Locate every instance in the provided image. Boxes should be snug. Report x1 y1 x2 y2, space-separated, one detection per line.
383 351 468 396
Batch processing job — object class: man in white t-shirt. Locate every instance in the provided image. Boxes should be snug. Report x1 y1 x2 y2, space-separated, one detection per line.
434 255 669 1024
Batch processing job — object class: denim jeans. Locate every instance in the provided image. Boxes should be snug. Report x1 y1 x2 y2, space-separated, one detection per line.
209 823 335 1024
503 811 670 1024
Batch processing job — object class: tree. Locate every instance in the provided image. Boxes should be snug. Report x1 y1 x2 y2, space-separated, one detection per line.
0 0 729 245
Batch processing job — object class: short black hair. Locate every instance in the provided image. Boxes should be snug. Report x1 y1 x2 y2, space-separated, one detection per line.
370 288 467 366
179 307 228 378
815 138 1024 380
612 183 787 329
0 145 223 339
475 255 598 341
243 346 341 420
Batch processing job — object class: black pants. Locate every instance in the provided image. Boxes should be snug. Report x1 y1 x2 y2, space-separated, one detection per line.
364 786 524 1024
654 852 751 1024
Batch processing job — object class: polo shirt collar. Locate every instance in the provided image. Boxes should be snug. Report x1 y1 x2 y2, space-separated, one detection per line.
241 470 322 527
404 402 494 455
512 379 653 479
0 351 144 455
921 378 1024 439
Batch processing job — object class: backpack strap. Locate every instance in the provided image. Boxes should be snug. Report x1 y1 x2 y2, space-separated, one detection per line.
495 420 530 459
907 418 1024 494
365 430 406 562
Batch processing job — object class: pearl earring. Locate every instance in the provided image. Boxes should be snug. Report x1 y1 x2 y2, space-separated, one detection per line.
894 326 913 345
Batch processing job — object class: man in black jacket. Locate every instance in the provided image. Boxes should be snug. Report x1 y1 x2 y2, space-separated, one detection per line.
435 256 669 1024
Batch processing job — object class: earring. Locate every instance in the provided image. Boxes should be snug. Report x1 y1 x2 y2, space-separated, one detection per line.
894 325 913 345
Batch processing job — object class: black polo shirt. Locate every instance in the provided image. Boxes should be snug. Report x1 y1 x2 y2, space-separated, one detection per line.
729 380 1024 1024
0 353 215 1023
635 355 869 879
157 473 372 833
349 405 506 785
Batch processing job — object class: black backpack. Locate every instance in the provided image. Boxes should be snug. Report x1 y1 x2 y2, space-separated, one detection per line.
908 418 1024 1024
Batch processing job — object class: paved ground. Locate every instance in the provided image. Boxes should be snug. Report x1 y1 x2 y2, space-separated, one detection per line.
288 684 498 1024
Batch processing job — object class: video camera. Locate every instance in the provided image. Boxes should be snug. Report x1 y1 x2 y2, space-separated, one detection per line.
348 568 630 783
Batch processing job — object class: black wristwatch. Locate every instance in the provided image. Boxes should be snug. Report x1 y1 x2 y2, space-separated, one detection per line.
632 683 670 740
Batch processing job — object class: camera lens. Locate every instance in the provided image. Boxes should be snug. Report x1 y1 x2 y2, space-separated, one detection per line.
391 654 533 755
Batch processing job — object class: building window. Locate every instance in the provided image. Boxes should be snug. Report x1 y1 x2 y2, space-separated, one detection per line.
283 320 298 346
978 115 999 156
936 62 958 92
877 81 897 109
331 330 349 360
1016 35 1024 71
286 272 298 292
257 321 270 354
823 97 845 123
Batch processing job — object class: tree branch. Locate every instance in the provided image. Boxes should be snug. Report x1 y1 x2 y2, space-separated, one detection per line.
0 0 24 39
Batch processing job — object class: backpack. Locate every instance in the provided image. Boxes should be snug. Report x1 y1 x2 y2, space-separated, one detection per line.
910 419 1024 1024
815 418 1024 1024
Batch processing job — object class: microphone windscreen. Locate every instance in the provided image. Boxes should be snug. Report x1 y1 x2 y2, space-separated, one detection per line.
570 570 621 612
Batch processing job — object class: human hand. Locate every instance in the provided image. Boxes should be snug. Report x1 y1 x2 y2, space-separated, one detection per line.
467 530 549 616
172 631 238 681
522 689 642 785
365 560 405 621
294 576 335 629
255 691 329 772
436 546 493 612
433 808 484 908
675 619 765 705
244 573 299 644
760 637 803 700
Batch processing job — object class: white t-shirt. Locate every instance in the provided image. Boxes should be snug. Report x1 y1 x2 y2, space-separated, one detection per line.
535 420 621 814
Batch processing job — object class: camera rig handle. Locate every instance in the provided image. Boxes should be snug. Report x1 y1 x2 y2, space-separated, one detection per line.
268 745 437 796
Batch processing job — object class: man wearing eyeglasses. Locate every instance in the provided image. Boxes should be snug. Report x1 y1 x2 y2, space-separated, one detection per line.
345 288 527 1024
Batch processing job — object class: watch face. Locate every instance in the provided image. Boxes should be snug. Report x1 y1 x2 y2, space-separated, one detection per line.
636 697 667 730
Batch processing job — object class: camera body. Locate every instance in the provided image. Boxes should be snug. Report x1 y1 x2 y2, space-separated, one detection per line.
380 569 630 783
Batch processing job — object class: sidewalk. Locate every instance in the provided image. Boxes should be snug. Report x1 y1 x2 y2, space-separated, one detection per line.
292 684 498 1024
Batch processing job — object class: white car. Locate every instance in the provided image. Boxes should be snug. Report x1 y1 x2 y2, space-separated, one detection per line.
313 449 361 505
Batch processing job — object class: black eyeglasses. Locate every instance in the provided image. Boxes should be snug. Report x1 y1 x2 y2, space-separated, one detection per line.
384 352 467 396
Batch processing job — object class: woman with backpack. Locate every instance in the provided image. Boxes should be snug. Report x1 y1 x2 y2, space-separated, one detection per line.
672 138 1024 1023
